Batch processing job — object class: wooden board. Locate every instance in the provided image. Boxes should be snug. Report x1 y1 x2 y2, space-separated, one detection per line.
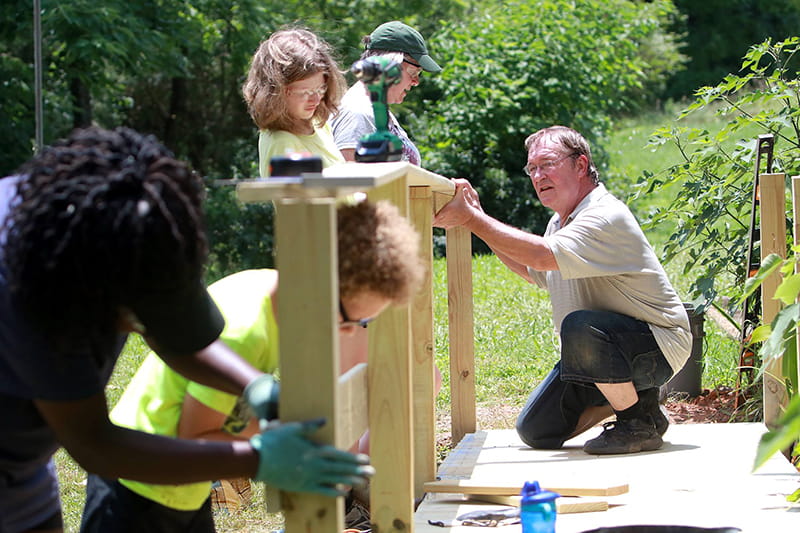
366 178 415 532
760 172 788 428
410 186 436 498
446 225 475 445
424 479 628 497
335 363 368 450
467 494 609 514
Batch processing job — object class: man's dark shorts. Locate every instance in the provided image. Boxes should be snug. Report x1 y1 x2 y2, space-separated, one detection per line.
516 310 673 449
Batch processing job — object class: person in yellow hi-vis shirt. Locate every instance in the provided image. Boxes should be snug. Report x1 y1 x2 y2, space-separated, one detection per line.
80 199 424 532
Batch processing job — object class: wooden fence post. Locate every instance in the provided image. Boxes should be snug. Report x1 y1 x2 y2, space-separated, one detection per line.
759 173 788 428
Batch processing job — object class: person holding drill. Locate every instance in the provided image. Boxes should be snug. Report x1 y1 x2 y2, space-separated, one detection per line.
330 20 442 166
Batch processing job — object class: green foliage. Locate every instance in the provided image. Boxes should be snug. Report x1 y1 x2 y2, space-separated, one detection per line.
755 391 800 476
414 0 685 235
0 44 35 173
204 185 275 284
667 0 800 99
642 37 800 314
738 252 798 395
644 36 800 486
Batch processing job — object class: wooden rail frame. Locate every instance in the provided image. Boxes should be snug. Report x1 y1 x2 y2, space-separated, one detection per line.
236 162 474 532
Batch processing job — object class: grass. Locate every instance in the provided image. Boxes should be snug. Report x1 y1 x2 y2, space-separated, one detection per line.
54 99 745 532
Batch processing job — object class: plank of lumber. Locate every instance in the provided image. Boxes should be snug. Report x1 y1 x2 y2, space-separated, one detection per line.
760 172 788 428
467 494 609 514
335 363 368 450
446 225 475 445
424 479 628 497
409 186 436 499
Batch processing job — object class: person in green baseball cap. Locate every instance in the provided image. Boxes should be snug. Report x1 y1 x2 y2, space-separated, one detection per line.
366 20 442 74
330 20 441 166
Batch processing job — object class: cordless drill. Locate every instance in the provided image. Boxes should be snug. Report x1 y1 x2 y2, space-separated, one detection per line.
350 56 403 162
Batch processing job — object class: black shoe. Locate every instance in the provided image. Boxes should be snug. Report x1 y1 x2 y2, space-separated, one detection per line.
652 403 669 437
583 416 663 455
638 388 669 437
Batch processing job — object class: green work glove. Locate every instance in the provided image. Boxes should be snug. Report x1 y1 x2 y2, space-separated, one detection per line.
244 374 279 427
250 418 374 497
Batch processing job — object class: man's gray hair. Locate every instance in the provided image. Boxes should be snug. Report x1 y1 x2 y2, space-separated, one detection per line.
525 126 599 184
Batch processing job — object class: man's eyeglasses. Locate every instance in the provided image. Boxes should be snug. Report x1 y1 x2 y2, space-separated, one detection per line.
287 84 327 99
523 153 577 177
339 300 375 329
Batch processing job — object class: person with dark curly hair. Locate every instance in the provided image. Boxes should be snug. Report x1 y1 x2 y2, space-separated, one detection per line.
242 28 348 177
0 127 372 533
79 199 424 532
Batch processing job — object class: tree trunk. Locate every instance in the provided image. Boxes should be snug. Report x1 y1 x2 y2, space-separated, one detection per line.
69 77 91 129
164 76 187 150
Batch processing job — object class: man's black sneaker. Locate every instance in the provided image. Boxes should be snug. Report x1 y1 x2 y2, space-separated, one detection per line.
652 403 669 437
583 416 663 455
638 388 669 437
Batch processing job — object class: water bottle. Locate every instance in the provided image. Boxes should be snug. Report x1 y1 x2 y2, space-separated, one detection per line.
520 480 559 533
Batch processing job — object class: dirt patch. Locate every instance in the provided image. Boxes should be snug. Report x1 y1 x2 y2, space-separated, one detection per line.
663 385 748 424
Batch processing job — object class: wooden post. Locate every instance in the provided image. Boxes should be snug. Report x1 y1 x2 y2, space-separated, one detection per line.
446 225 475 444
759 173 788 428
274 198 343 531
367 177 415 533
409 186 436 498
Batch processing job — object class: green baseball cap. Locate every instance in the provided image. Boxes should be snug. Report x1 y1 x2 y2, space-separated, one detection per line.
367 21 442 74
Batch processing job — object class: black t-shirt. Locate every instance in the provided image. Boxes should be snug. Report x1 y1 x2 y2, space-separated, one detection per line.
0 176 126 482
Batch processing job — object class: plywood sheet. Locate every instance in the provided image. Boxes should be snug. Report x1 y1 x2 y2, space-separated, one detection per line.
416 424 800 533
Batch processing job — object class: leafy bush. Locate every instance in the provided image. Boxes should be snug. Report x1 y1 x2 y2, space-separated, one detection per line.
641 37 800 315
413 0 685 236
204 184 275 284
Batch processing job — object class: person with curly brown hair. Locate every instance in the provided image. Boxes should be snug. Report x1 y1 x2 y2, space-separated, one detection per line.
242 28 348 177
80 199 424 532
0 127 372 533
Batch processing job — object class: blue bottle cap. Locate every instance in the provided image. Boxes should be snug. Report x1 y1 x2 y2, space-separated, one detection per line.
520 480 560 504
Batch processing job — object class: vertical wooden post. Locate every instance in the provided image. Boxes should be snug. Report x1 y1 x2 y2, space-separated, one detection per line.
409 186 436 498
274 199 343 531
759 173 788 428
446 225 475 445
367 178 414 532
